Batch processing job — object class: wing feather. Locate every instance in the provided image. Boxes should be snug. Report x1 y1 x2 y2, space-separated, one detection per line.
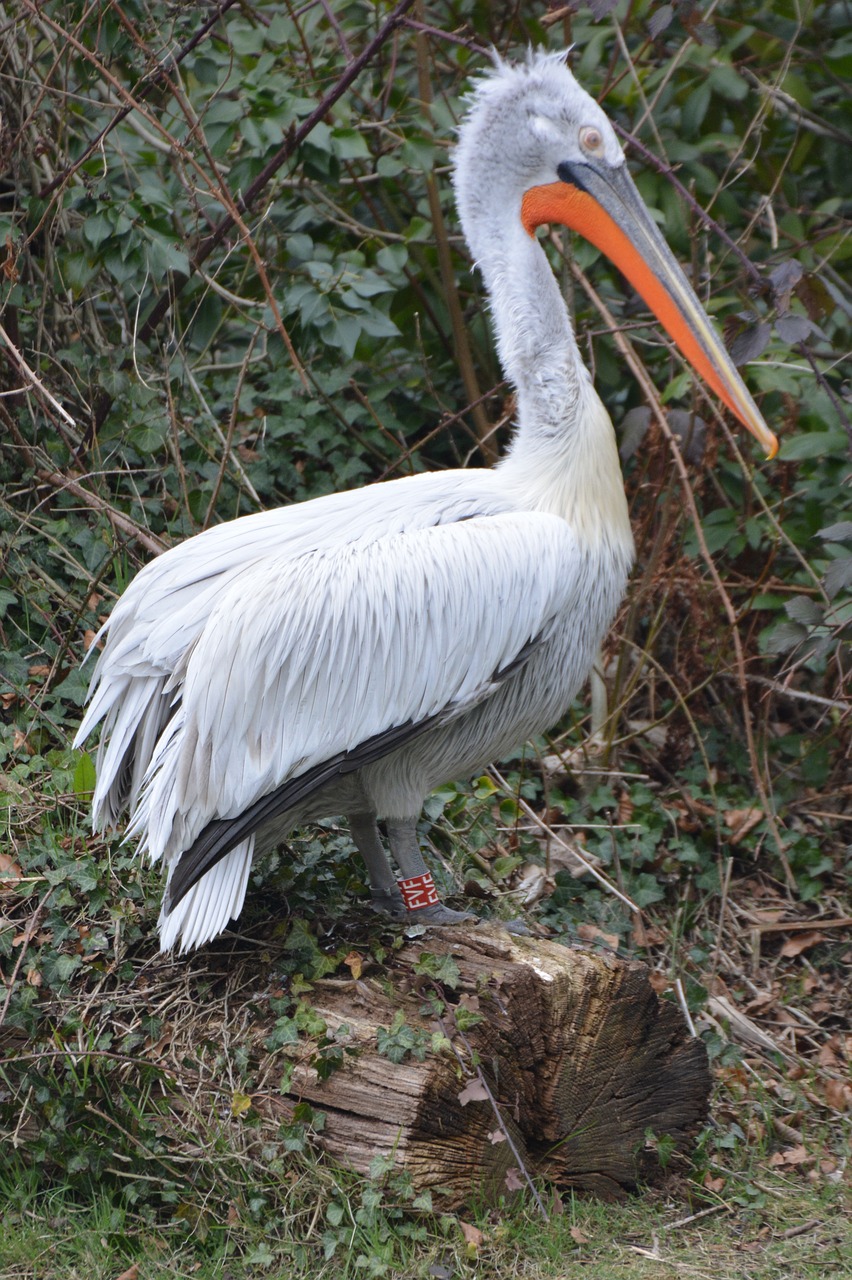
76 470 510 822
131 511 582 867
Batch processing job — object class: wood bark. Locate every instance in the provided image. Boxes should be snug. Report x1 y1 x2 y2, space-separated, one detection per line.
256 924 711 1204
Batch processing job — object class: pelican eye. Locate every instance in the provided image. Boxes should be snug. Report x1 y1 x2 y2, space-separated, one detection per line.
579 125 604 155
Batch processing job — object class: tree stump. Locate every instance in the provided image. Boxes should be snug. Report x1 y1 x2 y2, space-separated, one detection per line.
264 924 710 1204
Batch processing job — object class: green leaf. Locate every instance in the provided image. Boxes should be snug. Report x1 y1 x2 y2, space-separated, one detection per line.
778 430 848 460
785 596 823 626
82 213 113 249
820 522 852 543
708 63 749 100
73 751 96 796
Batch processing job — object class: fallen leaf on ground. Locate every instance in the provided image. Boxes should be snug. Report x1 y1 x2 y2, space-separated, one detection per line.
576 923 619 950
504 1166 524 1192
779 931 828 958
459 1221 483 1248
769 1144 812 1169
823 1078 852 1111
570 1225 590 1244
723 807 764 844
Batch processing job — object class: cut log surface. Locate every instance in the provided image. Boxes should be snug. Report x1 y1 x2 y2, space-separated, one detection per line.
270 924 711 1204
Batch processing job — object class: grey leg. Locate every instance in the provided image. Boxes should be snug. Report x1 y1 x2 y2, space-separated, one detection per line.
349 812 406 918
385 818 472 923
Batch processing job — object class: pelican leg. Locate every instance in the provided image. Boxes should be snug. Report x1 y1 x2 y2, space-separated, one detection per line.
349 812 407 918
386 818 472 923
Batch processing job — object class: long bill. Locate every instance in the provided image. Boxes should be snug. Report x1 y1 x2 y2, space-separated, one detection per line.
521 161 778 459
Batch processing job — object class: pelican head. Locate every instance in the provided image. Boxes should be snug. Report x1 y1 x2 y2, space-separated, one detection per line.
453 50 778 458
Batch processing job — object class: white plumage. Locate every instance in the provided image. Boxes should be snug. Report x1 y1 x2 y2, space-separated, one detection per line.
75 51 774 951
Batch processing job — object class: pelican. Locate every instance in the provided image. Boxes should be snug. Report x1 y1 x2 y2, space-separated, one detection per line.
75 51 777 952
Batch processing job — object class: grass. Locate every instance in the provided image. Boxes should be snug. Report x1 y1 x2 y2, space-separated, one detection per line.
0 1162 848 1279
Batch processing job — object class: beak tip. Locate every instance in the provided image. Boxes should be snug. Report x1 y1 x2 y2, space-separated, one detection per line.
757 425 779 460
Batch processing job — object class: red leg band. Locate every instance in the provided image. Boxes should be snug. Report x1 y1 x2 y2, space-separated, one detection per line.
398 872 440 911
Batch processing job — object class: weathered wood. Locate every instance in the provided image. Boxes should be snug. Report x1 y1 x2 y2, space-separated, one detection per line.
256 924 711 1204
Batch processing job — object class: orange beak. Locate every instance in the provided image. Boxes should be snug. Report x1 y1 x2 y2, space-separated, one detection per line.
521 162 778 458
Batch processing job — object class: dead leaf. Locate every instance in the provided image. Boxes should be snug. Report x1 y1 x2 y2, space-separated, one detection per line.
576 922 619 951
459 1221 483 1248
824 1078 852 1112
457 1077 489 1107
723 807 764 844
27 664 51 679
113 1267 139 1280
817 1038 843 1069
504 1166 524 1192
487 1127 507 1144
779 931 828 958
0 851 22 891
515 862 549 906
703 1173 726 1194
570 1225 591 1244
768 1144 812 1169
2 233 19 283
343 950 363 980
26 967 42 987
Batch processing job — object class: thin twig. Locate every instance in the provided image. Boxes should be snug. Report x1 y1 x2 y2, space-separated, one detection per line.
0 320 76 427
566 255 797 892
447 1019 549 1222
742 674 849 714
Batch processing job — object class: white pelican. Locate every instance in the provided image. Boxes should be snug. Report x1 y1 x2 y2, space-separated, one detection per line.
75 51 778 951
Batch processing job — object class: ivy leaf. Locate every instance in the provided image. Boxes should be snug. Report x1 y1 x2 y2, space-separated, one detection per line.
230 1092 253 1118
